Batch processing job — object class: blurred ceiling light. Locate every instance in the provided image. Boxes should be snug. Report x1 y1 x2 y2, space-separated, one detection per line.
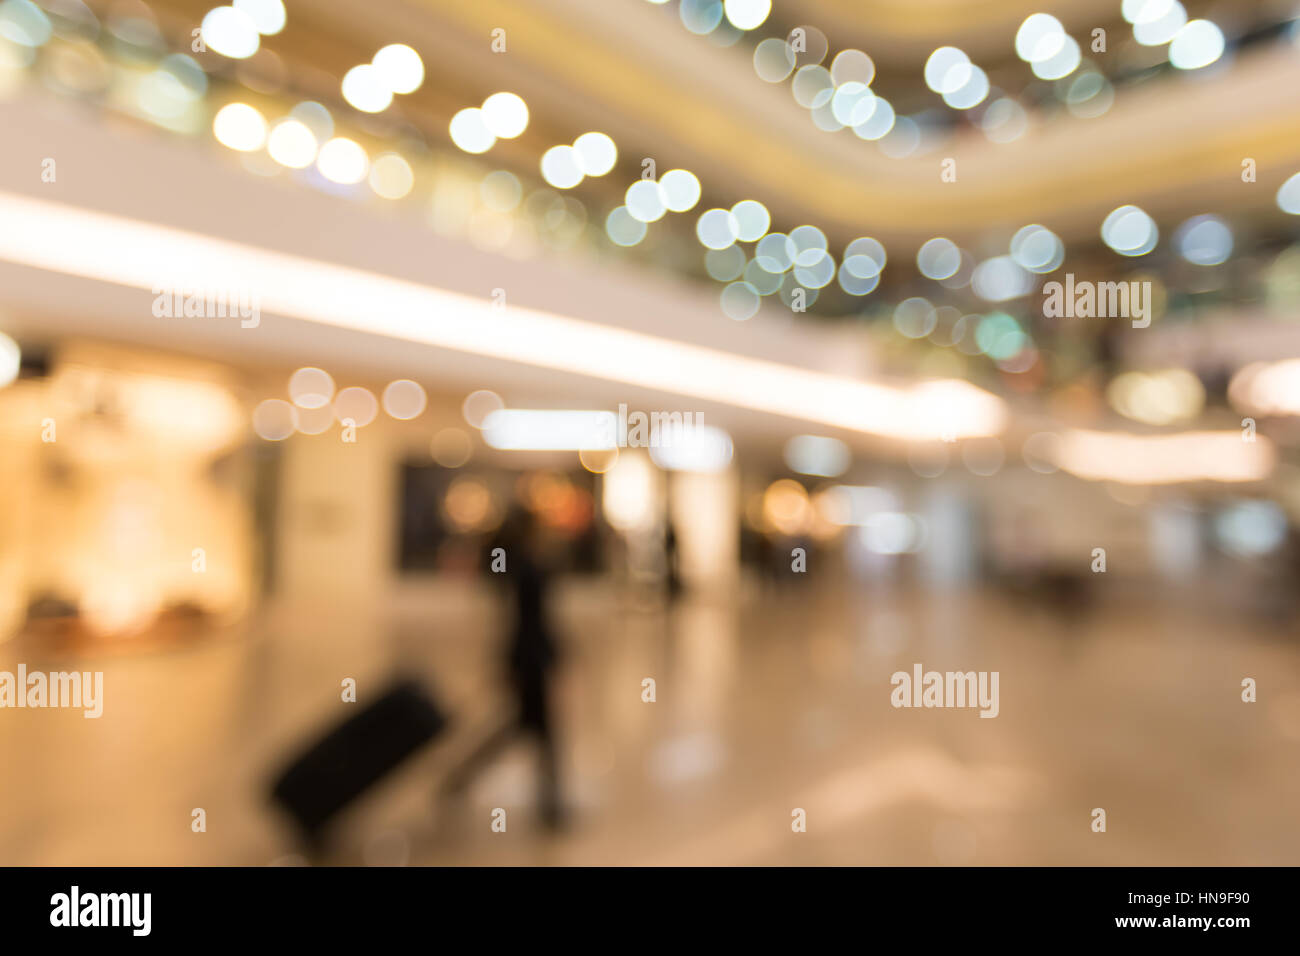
731 200 769 241
1169 19 1224 69
369 153 414 199
974 312 1026 360
293 403 333 435
0 192 1009 441
1275 173 1300 215
252 398 296 440
659 169 701 212
783 434 850 477
1214 501 1286 558
1101 205 1158 256
649 424 734 472
448 107 495 155
540 145 583 188
753 36 796 83
1121 0 1150 22
917 238 961 281
696 208 740 250
1032 35 1081 80
844 237 886 279
231 0 284 36
288 366 334 408
462 390 503 428
200 6 259 59
212 101 266 151
721 281 760 320
831 49 875 86
861 512 924 555
481 92 528 138
792 64 834 108
316 137 368 185
971 256 1033 301
625 180 667 223
852 95 895 140
482 409 617 450
1133 0 1186 47
756 233 793 273
443 475 498 532
787 225 828 266
1229 359 1300 416
1106 368 1204 425
763 479 811 535
573 132 617 176
333 385 378 426
382 379 426 419
679 0 724 35
603 451 658 533
786 255 826 292
1055 429 1274 484
723 0 770 30
266 117 317 168
943 65 989 109
923 47 971 95
372 43 423 94
0 330 18 387
341 64 393 113
1009 225 1064 273
831 82 877 127
1175 214 1232 265
605 206 647 247
298 395 347 438
1064 71 1114 118
1015 14 1066 62
0 0 50 47
579 446 618 473
893 297 938 338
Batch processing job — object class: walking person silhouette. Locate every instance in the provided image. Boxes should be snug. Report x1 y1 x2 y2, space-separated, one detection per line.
442 505 564 829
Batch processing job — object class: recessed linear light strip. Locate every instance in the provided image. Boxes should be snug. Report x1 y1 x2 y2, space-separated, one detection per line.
0 191 1005 441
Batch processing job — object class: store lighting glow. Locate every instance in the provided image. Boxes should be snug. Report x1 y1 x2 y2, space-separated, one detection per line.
0 192 1008 441
783 434 850 477
482 410 617 450
649 424 734 473
1229 359 1300 416
1054 429 1274 485
200 6 260 60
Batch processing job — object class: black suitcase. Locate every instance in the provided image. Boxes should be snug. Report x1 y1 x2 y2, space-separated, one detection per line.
270 678 448 841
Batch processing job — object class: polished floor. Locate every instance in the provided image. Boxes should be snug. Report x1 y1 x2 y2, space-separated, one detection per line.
2 577 1298 866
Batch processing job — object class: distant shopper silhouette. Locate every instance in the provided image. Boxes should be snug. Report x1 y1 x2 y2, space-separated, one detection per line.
443 506 563 828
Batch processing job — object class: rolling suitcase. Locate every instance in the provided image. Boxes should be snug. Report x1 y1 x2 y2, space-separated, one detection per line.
270 678 448 842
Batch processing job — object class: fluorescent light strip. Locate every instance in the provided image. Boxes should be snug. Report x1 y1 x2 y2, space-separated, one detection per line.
0 191 1006 440
1055 429 1275 484
482 409 617 450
